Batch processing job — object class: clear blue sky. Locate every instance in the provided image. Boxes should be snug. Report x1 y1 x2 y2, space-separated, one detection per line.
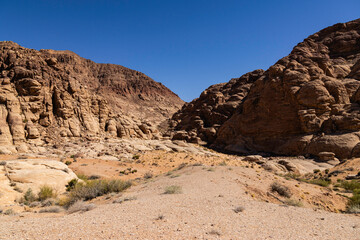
1 0 359 101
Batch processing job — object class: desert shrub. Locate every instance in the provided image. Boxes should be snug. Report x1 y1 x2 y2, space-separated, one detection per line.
143 172 153 179
176 163 187 170
38 185 56 201
88 175 101 180
0 161 6 166
66 179 78 191
67 201 96 214
208 230 221 236
164 185 182 194
113 196 137 204
284 199 303 207
335 180 360 213
155 214 165 220
218 161 227 166
233 206 245 213
29 201 41 208
65 161 72 165
170 174 180 178
192 162 203 166
283 173 302 181
13 186 23 193
308 178 331 187
270 182 292 198
349 192 360 206
76 174 88 181
39 206 62 213
340 180 360 192
346 204 360 214
313 169 320 174
3 209 15 215
41 198 56 207
66 179 131 206
21 188 37 205
132 155 140 160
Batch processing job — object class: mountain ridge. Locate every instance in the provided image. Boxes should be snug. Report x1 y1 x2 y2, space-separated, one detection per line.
0 41 183 153
171 18 360 159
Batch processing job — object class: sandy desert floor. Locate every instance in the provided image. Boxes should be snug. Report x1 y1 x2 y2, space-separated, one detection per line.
1 163 360 240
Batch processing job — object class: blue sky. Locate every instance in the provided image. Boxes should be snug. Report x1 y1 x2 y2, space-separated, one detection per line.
1 0 359 101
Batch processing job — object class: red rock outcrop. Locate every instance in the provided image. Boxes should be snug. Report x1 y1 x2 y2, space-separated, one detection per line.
0 41 183 153
172 19 360 159
171 70 264 143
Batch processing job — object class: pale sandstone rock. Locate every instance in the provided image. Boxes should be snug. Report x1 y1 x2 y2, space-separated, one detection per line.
0 159 77 205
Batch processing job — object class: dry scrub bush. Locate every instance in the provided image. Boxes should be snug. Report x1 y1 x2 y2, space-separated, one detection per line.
270 182 292 198
39 206 62 213
67 201 96 214
164 185 182 194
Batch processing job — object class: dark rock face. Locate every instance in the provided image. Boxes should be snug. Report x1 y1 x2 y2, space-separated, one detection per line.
171 70 264 144
0 41 183 153
172 19 360 159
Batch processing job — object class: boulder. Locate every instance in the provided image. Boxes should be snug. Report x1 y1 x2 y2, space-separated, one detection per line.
318 152 336 162
0 159 77 205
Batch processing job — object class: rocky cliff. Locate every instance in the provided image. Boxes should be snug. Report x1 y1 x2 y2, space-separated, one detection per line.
171 19 360 159
0 41 183 153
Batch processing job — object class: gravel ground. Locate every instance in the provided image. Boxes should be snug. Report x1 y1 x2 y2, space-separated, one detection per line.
1 166 360 240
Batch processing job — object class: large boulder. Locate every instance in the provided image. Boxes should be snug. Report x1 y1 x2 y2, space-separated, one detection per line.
0 159 77 205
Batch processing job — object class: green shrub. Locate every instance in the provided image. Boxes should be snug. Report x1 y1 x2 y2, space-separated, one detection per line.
349 193 360 207
65 161 72 165
38 185 56 201
66 179 131 206
308 178 331 187
66 179 78 191
340 180 360 192
21 188 37 204
76 174 89 181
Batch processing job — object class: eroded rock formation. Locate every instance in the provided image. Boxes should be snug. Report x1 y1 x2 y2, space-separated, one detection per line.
0 41 183 153
172 19 360 159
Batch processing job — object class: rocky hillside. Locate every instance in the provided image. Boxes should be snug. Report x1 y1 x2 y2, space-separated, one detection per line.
0 41 183 153
171 18 360 159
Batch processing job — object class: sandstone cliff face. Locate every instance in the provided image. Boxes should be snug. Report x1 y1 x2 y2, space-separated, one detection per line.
172 19 360 159
0 42 183 153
